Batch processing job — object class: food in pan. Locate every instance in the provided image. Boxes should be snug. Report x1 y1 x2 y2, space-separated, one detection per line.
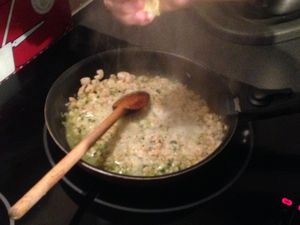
64 70 227 176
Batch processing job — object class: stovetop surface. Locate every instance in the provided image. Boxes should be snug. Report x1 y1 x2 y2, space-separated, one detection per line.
0 26 300 225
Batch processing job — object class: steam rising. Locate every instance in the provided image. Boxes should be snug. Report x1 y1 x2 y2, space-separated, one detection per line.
78 1 205 61
76 1 299 91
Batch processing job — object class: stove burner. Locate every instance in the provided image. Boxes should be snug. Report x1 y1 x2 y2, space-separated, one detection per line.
43 121 253 214
0 193 14 225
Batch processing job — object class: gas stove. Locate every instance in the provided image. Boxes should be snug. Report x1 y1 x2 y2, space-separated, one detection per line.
1 12 300 225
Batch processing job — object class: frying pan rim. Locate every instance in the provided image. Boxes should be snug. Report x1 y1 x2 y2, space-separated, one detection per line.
43 122 252 213
44 47 239 181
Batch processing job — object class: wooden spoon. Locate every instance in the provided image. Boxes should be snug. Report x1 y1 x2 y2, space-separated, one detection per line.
9 91 150 220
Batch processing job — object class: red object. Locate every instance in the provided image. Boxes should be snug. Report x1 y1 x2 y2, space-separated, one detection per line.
281 197 293 207
0 0 71 72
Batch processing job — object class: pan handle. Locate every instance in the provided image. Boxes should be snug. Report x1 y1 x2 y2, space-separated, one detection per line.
232 84 300 120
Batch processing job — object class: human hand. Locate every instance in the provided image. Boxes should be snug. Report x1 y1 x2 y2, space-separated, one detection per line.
103 0 156 26
103 0 195 26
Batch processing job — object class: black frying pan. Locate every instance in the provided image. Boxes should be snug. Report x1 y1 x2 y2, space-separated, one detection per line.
44 48 299 187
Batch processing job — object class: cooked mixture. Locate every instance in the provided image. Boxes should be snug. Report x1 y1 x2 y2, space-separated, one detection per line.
64 70 227 176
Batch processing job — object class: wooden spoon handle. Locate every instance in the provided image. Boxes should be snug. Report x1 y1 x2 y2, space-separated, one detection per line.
9 106 125 220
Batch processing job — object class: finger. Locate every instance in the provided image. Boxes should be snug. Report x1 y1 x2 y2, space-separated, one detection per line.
112 10 155 26
134 11 155 25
